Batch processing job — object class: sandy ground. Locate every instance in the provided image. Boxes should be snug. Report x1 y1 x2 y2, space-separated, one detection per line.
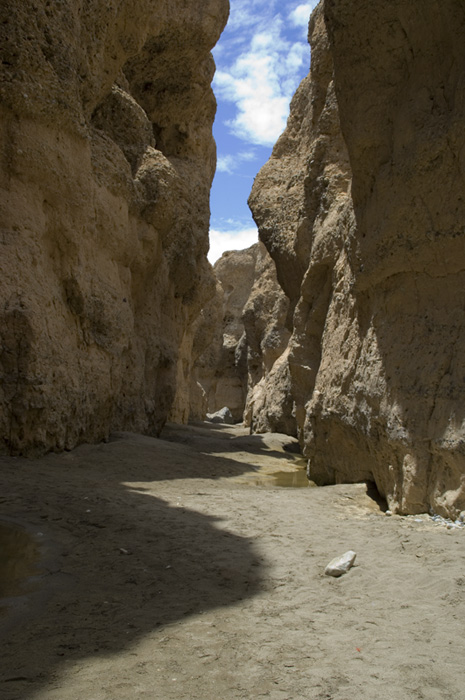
0 422 464 700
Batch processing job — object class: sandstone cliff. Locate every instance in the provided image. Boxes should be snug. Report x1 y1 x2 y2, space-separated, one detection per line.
0 0 228 454
242 243 295 436
196 246 258 422
194 241 294 433
249 0 465 518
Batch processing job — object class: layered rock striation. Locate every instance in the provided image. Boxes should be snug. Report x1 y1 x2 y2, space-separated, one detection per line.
0 0 228 454
249 0 465 517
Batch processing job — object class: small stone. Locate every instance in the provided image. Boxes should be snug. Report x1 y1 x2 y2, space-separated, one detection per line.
206 407 234 424
385 510 392 516
324 550 357 577
459 511 465 523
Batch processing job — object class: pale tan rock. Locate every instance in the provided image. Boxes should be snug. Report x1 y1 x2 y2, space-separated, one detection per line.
196 246 258 421
249 1 465 518
196 242 294 430
250 3 352 447
170 275 220 424
244 347 295 436
242 244 295 435
0 0 229 454
324 551 356 578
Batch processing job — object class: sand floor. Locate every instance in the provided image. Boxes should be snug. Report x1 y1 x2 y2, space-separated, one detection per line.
1 422 464 700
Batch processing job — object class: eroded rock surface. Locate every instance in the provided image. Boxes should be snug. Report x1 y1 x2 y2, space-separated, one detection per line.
249 0 465 517
0 0 228 454
242 243 295 436
195 242 294 433
195 246 257 422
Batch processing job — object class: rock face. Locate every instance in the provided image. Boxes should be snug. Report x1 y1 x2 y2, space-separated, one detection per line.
249 0 465 517
196 246 258 422
169 276 223 424
242 244 295 436
0 0 229 454
195 241 294 432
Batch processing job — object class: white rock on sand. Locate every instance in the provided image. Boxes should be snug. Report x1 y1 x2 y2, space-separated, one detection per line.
206 407 234 424
324 550 357 577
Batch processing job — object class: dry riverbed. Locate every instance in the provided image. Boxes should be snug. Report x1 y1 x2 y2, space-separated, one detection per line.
1 422 464 700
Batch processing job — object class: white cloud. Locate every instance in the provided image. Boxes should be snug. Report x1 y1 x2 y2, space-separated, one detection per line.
239 150 257 162
226 0 271 30
208 227 259 264
213 8 310 146
216 154 236 174
216 150 257 174
289 4 313 27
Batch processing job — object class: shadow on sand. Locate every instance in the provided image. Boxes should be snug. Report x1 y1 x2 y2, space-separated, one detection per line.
0 426 266 699
161 420 302 463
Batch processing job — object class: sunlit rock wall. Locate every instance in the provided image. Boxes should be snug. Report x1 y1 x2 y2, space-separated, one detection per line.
242 243 295 436
249 0 465 517
195 242 294 432
0 0 228 454
196 246 258 422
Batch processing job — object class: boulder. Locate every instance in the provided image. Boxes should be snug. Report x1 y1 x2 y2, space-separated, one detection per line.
206 407 234 425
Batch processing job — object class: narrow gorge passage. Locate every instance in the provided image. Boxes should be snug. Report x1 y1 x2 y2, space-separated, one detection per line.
2 0 465 698
1 423 464 700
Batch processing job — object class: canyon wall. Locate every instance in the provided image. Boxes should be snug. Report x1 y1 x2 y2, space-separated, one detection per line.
0 0 228 454
196 246 258 422
249 0 465 517
195 242 293 428
242 243 295 436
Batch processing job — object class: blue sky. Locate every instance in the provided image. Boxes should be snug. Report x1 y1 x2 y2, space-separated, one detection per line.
208 0 320 263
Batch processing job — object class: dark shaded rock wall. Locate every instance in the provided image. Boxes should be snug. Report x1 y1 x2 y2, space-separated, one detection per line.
0 0 229 454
